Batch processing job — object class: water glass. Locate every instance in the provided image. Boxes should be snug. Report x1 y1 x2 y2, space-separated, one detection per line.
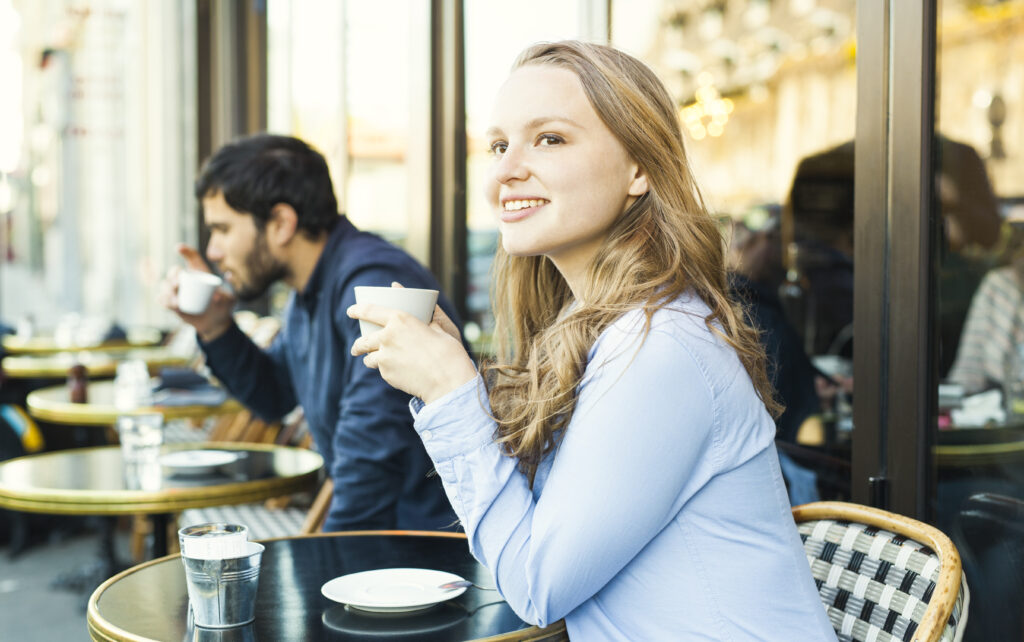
123 460 162 491
181 541 264 629
114 360 153 410
116 413 164 464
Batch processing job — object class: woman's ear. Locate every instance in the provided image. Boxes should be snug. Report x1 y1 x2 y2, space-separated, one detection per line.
267 203 299 247
627 165 649 197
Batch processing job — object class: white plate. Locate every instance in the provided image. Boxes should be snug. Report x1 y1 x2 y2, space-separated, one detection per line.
321 568 467 613
159 449 239 474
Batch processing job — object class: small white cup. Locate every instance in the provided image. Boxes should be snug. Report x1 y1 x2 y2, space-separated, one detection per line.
353 286 438 337
177 270 223 315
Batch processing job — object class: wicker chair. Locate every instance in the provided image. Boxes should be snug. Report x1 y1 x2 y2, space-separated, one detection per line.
792 501 969 642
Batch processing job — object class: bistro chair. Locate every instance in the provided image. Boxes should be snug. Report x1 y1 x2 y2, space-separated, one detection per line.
950 493 1024 641
792 501 969 642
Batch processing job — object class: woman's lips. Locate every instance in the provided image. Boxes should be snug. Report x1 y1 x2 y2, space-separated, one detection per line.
499 199 548 223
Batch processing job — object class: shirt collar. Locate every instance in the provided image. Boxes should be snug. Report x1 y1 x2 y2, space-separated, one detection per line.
296 216 356 306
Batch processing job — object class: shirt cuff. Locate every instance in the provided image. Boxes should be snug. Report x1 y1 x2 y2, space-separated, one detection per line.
411 374 495 461
197 321 246 358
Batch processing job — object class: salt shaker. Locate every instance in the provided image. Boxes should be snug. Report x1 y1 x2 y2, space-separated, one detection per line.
68 364 89 404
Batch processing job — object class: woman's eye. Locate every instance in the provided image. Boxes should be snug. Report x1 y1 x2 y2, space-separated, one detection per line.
489 141 508 155
538 134 564 146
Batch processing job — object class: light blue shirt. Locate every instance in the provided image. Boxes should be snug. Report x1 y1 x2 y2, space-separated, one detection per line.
412 293 837 640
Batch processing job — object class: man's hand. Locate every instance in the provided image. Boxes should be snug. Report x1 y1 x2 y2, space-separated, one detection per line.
158 244 236 342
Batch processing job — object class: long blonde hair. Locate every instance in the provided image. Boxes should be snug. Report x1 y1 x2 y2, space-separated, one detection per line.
483 41 780 486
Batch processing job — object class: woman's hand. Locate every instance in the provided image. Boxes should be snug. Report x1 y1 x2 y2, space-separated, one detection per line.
348 300 477 404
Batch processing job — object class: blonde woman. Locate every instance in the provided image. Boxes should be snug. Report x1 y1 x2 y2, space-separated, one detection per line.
349 41 836 640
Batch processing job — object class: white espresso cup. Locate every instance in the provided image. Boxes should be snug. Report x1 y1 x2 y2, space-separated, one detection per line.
177 270 223 315
353 286 439 337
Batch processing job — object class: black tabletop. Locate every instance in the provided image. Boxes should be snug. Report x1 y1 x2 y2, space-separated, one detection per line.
0 443 323 515
88 532 568 642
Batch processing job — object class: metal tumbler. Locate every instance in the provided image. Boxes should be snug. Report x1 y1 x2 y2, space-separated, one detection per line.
181 541 264 629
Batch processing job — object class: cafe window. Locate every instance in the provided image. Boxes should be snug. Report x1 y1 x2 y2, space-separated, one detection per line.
931 3 1024 640
267 0 431 265
0 0 197 330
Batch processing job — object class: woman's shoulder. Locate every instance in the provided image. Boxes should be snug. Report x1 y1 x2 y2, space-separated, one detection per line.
591 292 727 372
602 291 714 340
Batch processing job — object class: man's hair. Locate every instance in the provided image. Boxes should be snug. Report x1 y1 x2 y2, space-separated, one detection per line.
195 134 339 237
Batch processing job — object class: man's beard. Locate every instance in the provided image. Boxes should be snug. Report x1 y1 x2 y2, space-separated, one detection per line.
235 233 288 301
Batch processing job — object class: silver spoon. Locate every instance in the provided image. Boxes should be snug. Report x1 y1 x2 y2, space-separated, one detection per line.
438 580 497 591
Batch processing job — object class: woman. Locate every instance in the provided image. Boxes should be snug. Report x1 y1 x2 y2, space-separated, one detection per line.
349 41 836 640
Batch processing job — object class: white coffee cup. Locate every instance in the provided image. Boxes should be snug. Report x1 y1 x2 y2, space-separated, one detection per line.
353 286 439 337
177 270 223 315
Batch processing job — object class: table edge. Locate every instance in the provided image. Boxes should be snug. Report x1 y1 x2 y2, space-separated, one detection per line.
3 355 186 379
26 382 242 425
0 443 324 513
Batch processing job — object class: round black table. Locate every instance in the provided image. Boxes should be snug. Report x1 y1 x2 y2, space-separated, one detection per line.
0 443 323 557
87 532 568 641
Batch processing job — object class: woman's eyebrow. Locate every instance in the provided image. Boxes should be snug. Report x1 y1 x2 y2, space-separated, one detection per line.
485 116 583 140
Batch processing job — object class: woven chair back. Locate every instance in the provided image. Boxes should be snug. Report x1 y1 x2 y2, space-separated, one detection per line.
793 501 969 642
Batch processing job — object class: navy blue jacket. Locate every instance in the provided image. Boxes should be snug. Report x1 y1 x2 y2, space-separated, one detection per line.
201 217 459 531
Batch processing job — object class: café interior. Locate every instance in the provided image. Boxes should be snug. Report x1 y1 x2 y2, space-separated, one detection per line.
0 0 1022 640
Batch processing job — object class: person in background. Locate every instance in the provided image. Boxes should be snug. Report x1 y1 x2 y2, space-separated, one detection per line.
728 217 823 505
159 134 459 532
349 41 836 639
728 216 820 444
947 262 1024 395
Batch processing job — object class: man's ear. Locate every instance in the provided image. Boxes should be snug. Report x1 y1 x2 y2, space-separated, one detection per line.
267 203 299 248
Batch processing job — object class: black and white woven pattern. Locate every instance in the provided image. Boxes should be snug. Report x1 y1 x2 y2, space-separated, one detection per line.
162 419 213 444
180 503 307 541
798 519 968 642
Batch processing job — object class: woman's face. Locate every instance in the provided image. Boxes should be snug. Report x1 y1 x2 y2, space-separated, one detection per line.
485 64 648 285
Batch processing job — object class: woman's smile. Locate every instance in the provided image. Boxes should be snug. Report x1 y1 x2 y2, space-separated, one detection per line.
500 197 550 223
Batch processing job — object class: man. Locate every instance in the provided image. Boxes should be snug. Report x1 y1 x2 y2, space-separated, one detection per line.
160 134 459 531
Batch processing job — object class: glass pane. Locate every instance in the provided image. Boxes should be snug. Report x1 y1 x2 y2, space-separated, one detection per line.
612 0 856 506
934 3 1024 640
0 1 196 331
268 0 428 261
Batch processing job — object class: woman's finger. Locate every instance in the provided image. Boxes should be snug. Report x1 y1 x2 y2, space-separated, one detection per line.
429 305 461 340
351 330 384 357
347 302 398 328
362 353 380 370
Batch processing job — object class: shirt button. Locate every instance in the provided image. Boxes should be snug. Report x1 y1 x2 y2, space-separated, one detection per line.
421 431 432 442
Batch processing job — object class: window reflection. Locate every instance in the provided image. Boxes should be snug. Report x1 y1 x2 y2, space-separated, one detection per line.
267 0 425 257
934 3 1024 640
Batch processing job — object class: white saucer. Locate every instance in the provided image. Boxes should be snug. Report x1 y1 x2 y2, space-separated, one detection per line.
159 449 239 474
321 568 468 613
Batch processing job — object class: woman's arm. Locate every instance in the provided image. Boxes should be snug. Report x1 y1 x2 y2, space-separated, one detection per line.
413 321 722 626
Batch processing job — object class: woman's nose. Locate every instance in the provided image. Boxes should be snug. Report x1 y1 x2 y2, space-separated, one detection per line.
493 146 529 183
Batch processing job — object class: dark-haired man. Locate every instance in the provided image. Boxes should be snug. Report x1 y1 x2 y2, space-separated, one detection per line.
160 134 459 531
